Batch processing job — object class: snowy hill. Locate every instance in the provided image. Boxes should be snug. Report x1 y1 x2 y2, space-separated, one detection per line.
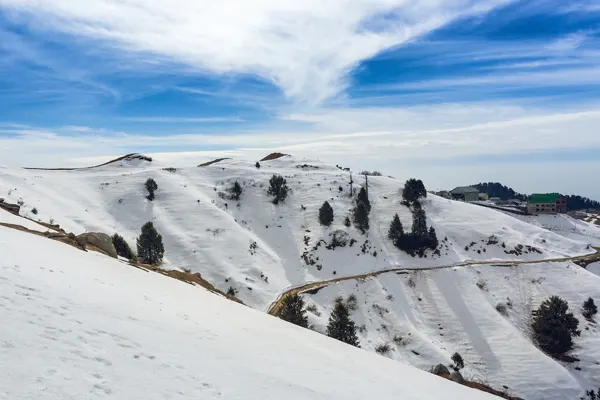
1 225 499 400
510 213 600 247
1 153 599 399
0 155 592 310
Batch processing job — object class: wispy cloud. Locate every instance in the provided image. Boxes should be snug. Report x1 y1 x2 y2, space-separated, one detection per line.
0 0 512 104
120 116 244 123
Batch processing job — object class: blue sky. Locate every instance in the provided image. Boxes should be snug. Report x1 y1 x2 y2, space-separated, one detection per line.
1 0 600 198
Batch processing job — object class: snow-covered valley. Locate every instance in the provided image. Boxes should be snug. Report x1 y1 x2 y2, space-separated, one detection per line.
2 153 600 399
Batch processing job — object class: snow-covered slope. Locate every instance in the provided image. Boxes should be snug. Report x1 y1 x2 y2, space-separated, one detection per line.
0 225 496 400
511 214 600 247
0 156 592 310
1 154 598 400
302 262 600 400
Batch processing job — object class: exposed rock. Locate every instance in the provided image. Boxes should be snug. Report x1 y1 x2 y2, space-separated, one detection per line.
76 232 118 258
449 371 465 384
430 364 450 376
0 201 20 215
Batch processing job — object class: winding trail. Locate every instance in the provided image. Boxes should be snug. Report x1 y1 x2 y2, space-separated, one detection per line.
267 249 600 315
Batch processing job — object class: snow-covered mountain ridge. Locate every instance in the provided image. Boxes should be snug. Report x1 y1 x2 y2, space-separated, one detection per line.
2 153 600 399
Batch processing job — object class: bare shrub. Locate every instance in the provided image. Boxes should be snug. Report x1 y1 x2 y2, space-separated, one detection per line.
347 294 358 311
476 279 488 291
375 343 392 355
407 276 416 288
496 302 508 315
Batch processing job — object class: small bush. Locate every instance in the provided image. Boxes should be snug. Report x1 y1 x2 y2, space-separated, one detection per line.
227 286 236 296
496 302 508 315
393 335 404 345
229 181 243 201
255 162 260 168
112 233 135 260
182 267 192 273
583 298 598 320
347 294 358 311
407 276 416 288
375 343 392 355
31 207 38 215
344 216 351 227
451 352 465 371
476 279 488 291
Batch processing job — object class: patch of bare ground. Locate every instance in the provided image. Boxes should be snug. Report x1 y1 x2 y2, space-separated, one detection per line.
260 152 289 161
198 158 231 167
436 374 522 400
134 263 243 304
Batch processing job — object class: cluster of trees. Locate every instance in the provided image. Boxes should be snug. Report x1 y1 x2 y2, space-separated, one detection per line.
278 294 360 347
387 179 437 256
566 195 600 211
111 222 165 265
471 182 526 201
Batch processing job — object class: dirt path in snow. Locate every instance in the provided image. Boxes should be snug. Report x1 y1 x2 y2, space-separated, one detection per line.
267 249 600 315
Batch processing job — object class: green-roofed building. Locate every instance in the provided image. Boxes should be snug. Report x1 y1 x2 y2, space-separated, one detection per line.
527 193 567 214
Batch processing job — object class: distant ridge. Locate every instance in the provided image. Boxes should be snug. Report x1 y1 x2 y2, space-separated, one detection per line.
24 153 153 171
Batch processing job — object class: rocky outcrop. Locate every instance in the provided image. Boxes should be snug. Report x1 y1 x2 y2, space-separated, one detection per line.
76 232 118 258
449 371 465 384
430 364 450 376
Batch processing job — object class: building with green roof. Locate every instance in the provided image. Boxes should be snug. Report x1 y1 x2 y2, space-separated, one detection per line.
527 193 567 214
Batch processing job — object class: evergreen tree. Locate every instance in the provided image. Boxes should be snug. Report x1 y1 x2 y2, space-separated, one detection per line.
344 216 351 227
451 352 464 371
356 187 371 212
229 181 243 201
278 294 309 328
353 201 369 233
428 226 438 249
255 162 261 169
267 174 288 204
411 204 428 236
402 178 427 203
145 178 158 201
319 201 334 226
532 296 580 355
583 298 598 320
326 300 360 347
136 222 165 265
112 233 135 260
388 214 404 240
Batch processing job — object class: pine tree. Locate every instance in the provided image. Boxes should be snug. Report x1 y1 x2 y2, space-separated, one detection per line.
411 204 428 236
356 187 371 212
402 178 427 203
112 233 135 260
136 222 165 265
278 294 309 328
230 181 243 201
583 298 598 320
145 178 158 201
267 174 288 204
319 201 334 226
353 201 369 233
428 226 438 249
326 300 360 347
255 162 260 169
388 214 404 240
451 352 464 371
532 296 580 355
344 216 351 227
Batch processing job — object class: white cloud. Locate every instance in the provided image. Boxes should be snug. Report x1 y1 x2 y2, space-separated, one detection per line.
0 0 511 104
120 116 244 123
